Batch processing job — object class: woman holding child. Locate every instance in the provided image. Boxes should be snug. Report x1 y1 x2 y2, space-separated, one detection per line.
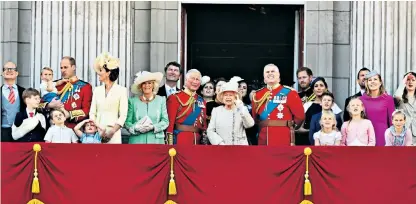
125 71 169 144
89 52 128 144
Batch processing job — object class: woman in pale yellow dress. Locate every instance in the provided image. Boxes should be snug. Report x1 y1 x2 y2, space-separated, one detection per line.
89 52 128 144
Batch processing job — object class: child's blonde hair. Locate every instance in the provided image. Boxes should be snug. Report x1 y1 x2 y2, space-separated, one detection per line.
391 109 406 120
346 97 366 120
41 67 53 74
319 110 337 130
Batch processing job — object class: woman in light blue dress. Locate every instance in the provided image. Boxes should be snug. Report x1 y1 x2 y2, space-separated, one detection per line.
125 71 169 144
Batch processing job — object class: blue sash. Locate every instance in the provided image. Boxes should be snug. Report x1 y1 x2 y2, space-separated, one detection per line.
60 81 86 103
258 87 290 121
173 96 204 144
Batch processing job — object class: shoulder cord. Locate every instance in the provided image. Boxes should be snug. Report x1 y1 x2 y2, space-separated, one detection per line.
175 94 195 120
252 90 271 114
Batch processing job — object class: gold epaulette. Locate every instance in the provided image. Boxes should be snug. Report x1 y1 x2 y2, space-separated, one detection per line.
69 109 85 120
38 103 47 109
283 85 296 91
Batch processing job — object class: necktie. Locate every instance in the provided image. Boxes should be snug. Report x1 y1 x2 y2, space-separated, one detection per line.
29 112 34 118
169 88 175 96
8 86 15 104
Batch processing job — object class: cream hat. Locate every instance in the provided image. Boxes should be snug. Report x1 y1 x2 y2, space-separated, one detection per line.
93 52 120 73
229 76 244 83
217 81 241 103
131 71 163 95
201 76 211 86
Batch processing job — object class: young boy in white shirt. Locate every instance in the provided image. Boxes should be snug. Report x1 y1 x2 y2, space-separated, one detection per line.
44 109 78 143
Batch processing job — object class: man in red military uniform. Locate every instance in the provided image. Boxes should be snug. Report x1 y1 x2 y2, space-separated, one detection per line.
166 69 207 145
40 56 92 129
251 64 305 146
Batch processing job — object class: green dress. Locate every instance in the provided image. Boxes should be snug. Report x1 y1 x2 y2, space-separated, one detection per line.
125 95 169 144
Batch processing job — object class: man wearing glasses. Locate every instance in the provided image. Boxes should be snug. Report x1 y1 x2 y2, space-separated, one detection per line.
1 62 26 142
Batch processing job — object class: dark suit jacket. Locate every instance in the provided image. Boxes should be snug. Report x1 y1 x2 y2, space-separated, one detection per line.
13 110 48 142
1 84 26 112
343 92 363 122
157 85 180 97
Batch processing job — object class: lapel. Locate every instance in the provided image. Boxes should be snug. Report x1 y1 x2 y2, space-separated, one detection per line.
355 92 362 97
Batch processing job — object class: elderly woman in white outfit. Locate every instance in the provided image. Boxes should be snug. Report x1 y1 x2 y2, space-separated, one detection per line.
207 80 255 145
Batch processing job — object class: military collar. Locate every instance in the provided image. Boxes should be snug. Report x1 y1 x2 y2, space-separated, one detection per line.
183 88 196 96
267 83 280 90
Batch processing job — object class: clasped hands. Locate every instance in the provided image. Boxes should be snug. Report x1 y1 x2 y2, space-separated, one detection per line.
134 123 154 133
134 116 154 133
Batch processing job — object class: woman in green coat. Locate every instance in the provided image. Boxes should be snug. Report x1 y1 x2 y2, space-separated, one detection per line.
125 71 169 144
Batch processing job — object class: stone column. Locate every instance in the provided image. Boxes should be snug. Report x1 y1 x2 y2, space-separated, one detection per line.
0 1 32 87
304 1 351 108
149 1 178 73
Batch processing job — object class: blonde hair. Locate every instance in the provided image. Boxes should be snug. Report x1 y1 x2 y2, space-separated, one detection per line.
137 80 159 95
346 97 366 120
41 67 53 74
365 74 386 96
392 109 406 120
319 110 337 130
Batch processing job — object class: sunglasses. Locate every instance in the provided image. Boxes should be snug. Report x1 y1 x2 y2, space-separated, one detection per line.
3 68 17 72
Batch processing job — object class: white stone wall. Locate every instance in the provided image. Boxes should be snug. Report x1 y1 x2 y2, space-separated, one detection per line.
29 1 132 89
350 1 416 95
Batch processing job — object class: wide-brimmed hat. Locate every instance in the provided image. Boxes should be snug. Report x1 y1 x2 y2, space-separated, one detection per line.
217 81 241 103
93 52 120 73
131 71 163 95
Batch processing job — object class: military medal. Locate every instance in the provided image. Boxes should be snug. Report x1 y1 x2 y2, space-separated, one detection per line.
277 104 284 111
73 93 80 100
281 96 287 103
277 112 284 119
71 102 77 109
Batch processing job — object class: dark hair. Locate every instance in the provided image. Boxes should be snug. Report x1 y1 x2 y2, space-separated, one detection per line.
49 108 66 119
296 67 313 77
321 92 335 101
198 81 215 97
104 66 120 82
310 77 328 89
22 88 40 102
239 80 251 105
214 77 227 85
357 67 371 79
61 56 76 66
402 72 416 103
164 61 182 74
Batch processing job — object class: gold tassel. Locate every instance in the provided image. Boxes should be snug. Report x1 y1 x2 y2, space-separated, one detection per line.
32 144 42 194
303 147 312 196
299 147 313 204
168 148 177 195
300 200 313 204
164 200 178 204
27 199 45 204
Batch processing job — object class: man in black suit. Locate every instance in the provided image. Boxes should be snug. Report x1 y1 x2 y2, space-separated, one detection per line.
157 61 182 98
1 62 26 142
343 67 370 121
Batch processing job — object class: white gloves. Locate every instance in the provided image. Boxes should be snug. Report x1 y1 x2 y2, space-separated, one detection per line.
35 113 47 129
135 124 154 133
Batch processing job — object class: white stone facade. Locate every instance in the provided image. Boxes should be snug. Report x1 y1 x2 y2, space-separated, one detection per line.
1 1 415 109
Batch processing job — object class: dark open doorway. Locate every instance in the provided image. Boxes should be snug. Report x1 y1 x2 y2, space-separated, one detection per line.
182 4 303 86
